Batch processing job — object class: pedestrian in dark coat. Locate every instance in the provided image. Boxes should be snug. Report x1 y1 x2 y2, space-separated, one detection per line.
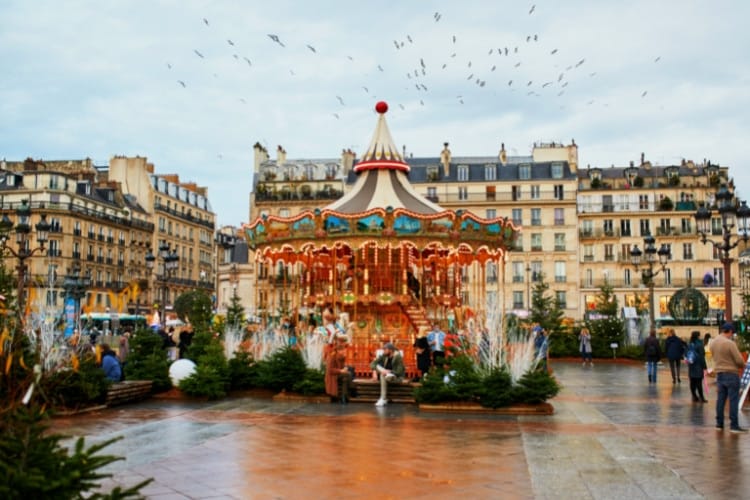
664 328 686 383
643 330 662 383
687 330 708 402
413 335 431 381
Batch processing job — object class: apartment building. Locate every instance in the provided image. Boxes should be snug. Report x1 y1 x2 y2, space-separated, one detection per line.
577 155 733 323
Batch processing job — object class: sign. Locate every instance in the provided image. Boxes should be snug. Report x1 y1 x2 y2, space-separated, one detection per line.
63 296 76 338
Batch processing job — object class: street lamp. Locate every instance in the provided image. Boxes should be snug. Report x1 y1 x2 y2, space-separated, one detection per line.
145 242 180 327
630 235 671 331
694 184 750 322
62 264 91 337
0 200 50 320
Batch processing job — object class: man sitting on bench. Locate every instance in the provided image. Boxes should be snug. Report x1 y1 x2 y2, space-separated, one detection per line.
371 342 405 407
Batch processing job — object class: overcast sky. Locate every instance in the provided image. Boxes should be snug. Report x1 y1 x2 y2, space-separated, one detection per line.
1 1 749 225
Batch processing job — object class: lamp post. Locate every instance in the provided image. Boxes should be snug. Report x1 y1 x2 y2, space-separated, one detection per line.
630 235 671 331
0 200 50 321
62 264 91 336
694 184 750 322
145 242 180 328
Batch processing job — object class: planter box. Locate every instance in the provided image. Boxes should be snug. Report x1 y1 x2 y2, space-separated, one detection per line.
418 401 554 415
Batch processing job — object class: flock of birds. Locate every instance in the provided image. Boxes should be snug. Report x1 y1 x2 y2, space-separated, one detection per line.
167 5 662 125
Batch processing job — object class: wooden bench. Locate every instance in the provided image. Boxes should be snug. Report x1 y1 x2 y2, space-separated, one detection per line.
348 378 420 404
106 380 153 407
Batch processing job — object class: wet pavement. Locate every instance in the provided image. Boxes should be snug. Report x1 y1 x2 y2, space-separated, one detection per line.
50 361 750 499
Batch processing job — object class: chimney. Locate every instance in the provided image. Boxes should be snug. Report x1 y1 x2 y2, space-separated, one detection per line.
629 161 634 167
640 152 645 166
253 142 269 171
499 142 507 165
277 145 287 165
341 148 356 174
440 142 451 176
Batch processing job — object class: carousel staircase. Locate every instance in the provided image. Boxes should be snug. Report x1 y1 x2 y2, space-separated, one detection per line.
401 302 431 335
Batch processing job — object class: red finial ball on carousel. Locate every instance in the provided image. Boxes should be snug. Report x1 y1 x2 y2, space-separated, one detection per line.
375 101 388 114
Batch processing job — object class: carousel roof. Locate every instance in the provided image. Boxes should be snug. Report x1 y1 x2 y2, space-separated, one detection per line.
243 101 520 258
326 101 444 215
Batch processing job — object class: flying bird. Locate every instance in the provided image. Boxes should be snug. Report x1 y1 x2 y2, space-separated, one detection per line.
362 86 369 93
641 91 648 97
514 46 518 53
306 44 316 53
227 39 234 46
491 65 496 71
442 63 447 69
267 34 285 47
420 58 425 68
336 95 345 105
407 35 413 43
378 64 384 72
527 81 533 86
654 56 661 62
550 49 558 54
347 55 354 61
243 56 252 66
177 80 186 87
399 103 405 110
529 5 536 14
467 74 474 80
333 113 340 119
452 35 456 43
166 63 172 69
420 99 424 105
488 49 493 55
203 18 209 26
508 80 513 86
575 59 585 67
527 35 531 42
514 62 521 67
468 61 472 67
193 49 204 58
542 82 552 88
533 34 538 41
394 40 400 49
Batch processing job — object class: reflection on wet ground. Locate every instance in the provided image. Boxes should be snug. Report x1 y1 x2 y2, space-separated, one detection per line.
50 361 749 499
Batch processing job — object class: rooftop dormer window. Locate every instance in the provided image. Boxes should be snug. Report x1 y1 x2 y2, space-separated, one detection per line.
485 164 497 181
426 165 440 182
519 164 531 180
457 165 469 181
551 163 563 179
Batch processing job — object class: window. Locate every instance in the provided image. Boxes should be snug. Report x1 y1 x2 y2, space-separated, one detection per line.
457 165 469 181
519 164 531 180
713 267 724 285
685 268 692 284
512 262 525 283
551 163 563 179
554 208 564 225
640 219 650 236
486 186 496 201
583 244 594 261
621 244 631 262
531 208 541 226
486 209 496 219
554 184 564 200
580 195 592 213
663 268 672 286
603 219 614 236
458 186 468 200
681 218 692 234
620 219 631 236
511 209 522 225
616 195 630 211
581 220 593 236
531 261 542 281
604 244 614 261
683 243 693 260
659 218 671 235
426 165 440 181
512 291 525 310
711 217 722 236
427 187 437 200
486 262 498 283
531 233 542 251
512 185 521 201
554 233 565 251
639 194 650 210
585 269 593 287
484 164 496 181
624 268 631 286
279 208 290 217
555 291 567 308
530 185 541 199
554 261 566 282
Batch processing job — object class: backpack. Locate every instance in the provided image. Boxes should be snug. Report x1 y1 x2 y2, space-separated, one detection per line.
645 342 657 357
685 344 696 364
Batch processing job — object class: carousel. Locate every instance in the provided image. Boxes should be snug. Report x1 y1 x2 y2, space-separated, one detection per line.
243 101 519 375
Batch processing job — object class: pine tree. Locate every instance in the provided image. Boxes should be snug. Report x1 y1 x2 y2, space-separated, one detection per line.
225 291 245 330
585 279 626 356
529 273 565 336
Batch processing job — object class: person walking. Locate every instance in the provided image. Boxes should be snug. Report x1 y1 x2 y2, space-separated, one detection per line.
643 330 661 383
579 327 593 366
711 322 747 433
664 328 685 383
687 330 708 403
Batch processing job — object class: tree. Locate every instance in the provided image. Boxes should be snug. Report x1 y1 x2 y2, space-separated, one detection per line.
529 273 565 336
225 291 245 330
585 279 626 357
174 290 213 332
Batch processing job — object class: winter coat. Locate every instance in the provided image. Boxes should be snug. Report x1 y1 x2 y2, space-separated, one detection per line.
325 350 347 397
664 335 686 361
579 334 592 354
687 340 707 379
643 336 661 362
101 352 122 382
